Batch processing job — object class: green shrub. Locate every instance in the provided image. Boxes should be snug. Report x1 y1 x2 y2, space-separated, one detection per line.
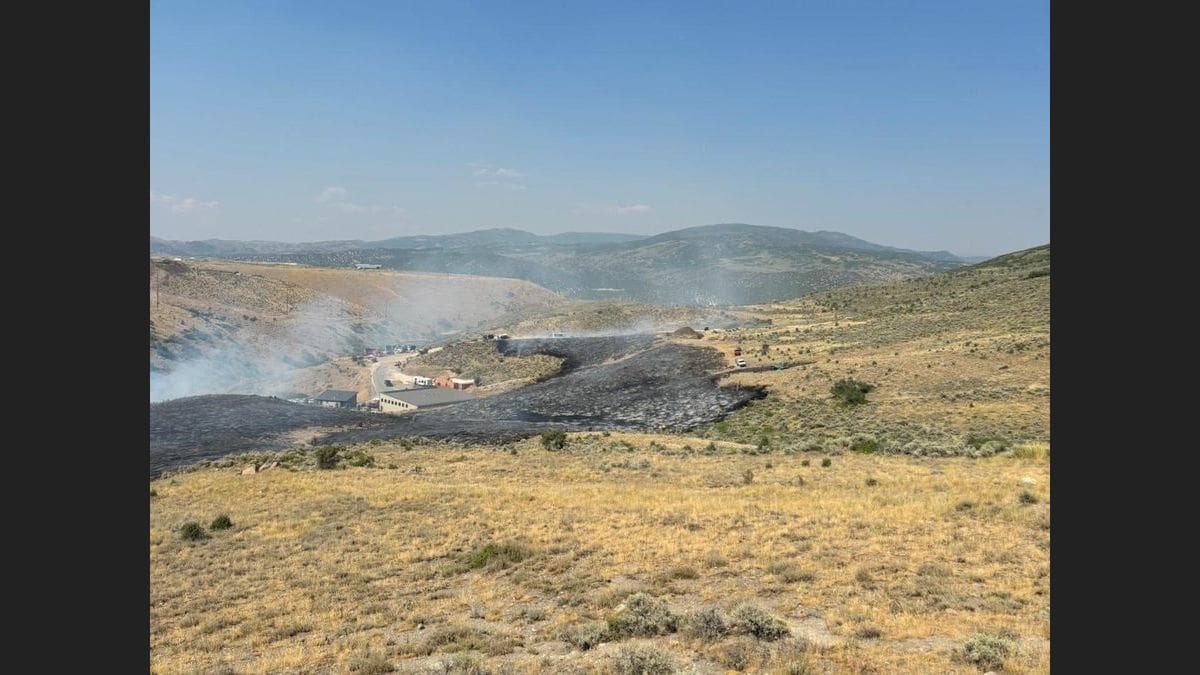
961 633 1014 670
149 488 157 498
850 437 879 454
800 459 810 466
966 434 1009 450
865 478 878 487
831 379 875 405
1019 490 1039 504
460 542 530 571
561 622 609 651
612 645 675 675
180 522 206 541
315 446 341 469
540 429 568 450
821 458 832 468
731 603 790 640
686 606 729 641
344 449 376 467
209 514 233 530
607 593 679 638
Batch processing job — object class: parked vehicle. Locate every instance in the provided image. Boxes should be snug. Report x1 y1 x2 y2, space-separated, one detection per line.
735 358 747 368
733 348 743 356
384 379 393 387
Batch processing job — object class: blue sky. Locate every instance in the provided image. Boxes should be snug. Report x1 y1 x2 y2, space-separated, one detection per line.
151 1 1048 257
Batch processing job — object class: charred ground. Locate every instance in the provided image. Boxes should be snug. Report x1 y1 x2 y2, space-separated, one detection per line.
149 336 763 476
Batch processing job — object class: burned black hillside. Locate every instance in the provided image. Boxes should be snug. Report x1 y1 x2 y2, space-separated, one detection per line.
150 336 764 476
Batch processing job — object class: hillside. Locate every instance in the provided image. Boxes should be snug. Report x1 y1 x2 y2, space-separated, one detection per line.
693 244 1050 453
149 259 566 401
151 436 1049 674
152 224 967 304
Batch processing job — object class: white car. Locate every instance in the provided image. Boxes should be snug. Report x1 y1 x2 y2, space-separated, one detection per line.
735 358 747 368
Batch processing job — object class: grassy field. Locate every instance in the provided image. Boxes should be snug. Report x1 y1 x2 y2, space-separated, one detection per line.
150 434 1049 674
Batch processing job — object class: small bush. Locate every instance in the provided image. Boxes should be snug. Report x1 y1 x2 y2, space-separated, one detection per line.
851 437 879 454
780 568 816 583
821 458 832 468
460 542 530 571
344 449 376 467
956 500 975 511
607 593 679 638
686 606 728 641
966 434 1009 451
1019 490 1039 504
149 488 157 498
315 446 341 469
961 633 1014 671
446 651 487 675
720 637 767 670
865 478 878 487
855 626 882 639
348 651 394 674
667 565 698 580
209 514 233 530
180 522 207 541
731 603 790 640
562 622 609 651
742 469 755 485
831 378 875 405
540 429 568 450
612 645 675 675
800 459 810 466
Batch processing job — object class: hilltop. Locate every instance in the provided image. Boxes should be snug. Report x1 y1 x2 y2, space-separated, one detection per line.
152 224 968 305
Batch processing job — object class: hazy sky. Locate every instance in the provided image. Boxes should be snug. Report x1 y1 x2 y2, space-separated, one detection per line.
151 1 1048 257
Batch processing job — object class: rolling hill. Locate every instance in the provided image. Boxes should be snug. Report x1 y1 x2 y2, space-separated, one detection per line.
152 224 968 304
149 259 566 401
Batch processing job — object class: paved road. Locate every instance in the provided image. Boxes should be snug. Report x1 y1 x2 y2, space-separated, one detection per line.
368 353 417 399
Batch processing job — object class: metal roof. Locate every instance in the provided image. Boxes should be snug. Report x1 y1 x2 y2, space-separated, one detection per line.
314 389 358 402
381 388 476 407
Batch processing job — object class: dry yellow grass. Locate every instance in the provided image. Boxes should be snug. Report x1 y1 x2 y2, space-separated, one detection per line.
151 434 1049 674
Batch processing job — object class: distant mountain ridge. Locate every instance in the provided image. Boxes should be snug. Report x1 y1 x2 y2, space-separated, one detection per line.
151 224 973 305
151 229 647 256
